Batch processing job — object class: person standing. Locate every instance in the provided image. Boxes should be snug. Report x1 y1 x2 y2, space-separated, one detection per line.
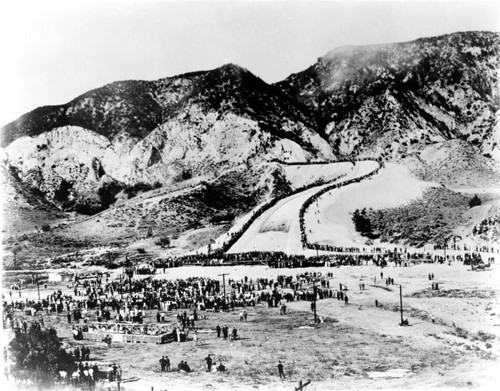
117 365 122 382
205 354 213 372
92 364 99 382
216 324 221 338
165 356 170 372
112 364 118 381
159 356 166 372
193 330 198 345
278 361 285 379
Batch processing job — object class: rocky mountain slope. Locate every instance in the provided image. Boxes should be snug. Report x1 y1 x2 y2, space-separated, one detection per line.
1 162 65 235
1 31 499 260
277 31 499 161
1 64 334 212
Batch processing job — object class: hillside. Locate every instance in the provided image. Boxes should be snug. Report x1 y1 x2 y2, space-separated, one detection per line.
1 64 334 212
1 64 323 149
277 31 500 161
1 31 499 264
403 139 500 188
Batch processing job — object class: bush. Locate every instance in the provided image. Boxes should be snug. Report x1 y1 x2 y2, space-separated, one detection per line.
74 201 102 215
352 208 373 235
54 180 73 203
469 195 482 208
155 236 171 248
124 182 160 199
98 182 123 208
40 224 51 232
210 213 235 225
180 169 192 181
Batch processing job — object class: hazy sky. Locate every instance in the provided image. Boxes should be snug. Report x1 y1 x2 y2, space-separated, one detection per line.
0 0 498 127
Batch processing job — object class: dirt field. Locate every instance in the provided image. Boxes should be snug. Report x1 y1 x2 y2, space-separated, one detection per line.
2 261 500 391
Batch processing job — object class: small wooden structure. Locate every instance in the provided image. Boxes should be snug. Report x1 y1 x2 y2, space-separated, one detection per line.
82 322 174 344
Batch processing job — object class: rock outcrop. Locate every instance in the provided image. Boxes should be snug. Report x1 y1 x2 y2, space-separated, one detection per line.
277 31 499 161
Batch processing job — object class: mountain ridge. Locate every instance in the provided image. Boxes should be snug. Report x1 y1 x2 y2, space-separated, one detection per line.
277 30 499 160
1 31 499 245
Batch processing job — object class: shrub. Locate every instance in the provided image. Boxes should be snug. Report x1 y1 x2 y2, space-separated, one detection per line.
210 213 235 225
352 208 372 235
40 224 51 232
155 236 171 248
180 169 192 181
124 182 157 199
74 201 102 215
469 195 482 208
54 180 73 203
98 182 123 208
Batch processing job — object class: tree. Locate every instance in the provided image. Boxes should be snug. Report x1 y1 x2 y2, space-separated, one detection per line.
9 325 75 386
155 236 171 248
98 182 122 209
54 180 73 203
352 208 372 235
469 195 482 208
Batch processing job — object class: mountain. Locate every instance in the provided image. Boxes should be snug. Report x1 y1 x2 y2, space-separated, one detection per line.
277 31 500 161
1 64 334 211
1 64 322 148
1 31 499 260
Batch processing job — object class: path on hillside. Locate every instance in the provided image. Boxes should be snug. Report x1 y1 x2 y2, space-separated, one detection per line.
227 161 379 255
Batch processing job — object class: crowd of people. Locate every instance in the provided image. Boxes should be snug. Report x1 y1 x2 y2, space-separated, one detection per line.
5 244 486 391
472 214 499 235
299 161 381 251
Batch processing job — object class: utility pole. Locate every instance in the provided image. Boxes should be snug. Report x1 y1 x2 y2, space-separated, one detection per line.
119 274 123 299
33 273 40 301
313 280 317 323
218 273 229 297
399 285 404 325
125 267 134 296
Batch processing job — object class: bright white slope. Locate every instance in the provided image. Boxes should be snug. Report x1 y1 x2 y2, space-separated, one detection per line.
306 163 436 249
227 161 378 255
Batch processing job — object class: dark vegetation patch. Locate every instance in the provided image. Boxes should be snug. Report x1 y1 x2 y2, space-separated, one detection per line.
123 182 163 199
72 181 125 215
2 233 92 270
408 289 496 299
352 187 469 246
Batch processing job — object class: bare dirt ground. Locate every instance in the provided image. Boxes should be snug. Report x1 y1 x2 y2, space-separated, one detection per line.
2 262 499 391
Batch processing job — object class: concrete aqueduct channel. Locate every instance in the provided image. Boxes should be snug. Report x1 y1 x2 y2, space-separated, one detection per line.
225 159 381 255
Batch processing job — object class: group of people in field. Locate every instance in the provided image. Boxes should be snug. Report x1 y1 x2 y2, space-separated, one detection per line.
5 245 495 390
